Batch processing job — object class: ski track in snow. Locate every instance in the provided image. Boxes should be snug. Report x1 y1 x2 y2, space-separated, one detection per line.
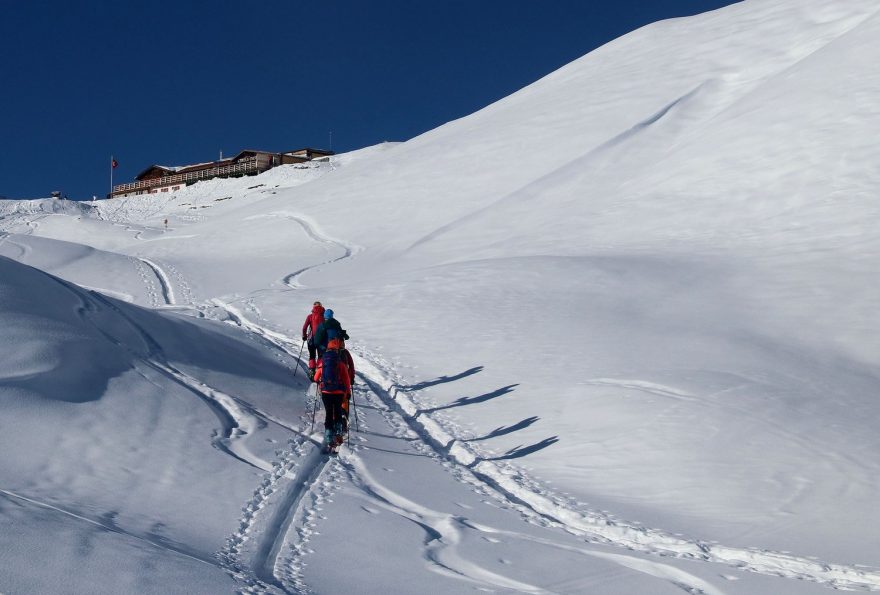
342 454 551 594
251 437 327 592
136 256 175 305
210 305 723 594
131 256 162 307
0 232 30 260
582 378 702 402
98 253 333 592
352 352 880 592
344 382 542 592
211 299 301 352
240 213 358 289
87 291 271 471
209 298 311 380
122 259 285 472
217 424 326 595
204 306 336 593
30 270 275 474
343 367 726 595
0 210 48 236
465 520 728 595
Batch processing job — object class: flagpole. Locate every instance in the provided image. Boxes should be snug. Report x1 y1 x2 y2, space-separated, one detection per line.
110 155 114 199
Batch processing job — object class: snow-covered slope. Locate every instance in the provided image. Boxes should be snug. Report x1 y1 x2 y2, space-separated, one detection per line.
0 255 306 594
2 1 879 593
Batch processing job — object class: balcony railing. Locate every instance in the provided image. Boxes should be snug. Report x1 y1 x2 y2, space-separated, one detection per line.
112 157 262 194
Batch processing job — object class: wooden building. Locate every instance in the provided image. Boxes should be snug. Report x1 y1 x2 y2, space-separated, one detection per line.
110 148 333 198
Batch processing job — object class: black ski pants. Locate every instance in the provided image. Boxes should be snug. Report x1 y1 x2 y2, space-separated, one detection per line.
321 391 345 430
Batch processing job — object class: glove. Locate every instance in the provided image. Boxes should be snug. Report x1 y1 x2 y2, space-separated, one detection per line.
302 335 307 341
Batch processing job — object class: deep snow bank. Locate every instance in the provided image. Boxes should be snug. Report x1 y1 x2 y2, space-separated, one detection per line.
0 256 310 592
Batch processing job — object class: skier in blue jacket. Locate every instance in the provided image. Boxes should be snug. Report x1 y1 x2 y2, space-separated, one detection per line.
313 308 346 356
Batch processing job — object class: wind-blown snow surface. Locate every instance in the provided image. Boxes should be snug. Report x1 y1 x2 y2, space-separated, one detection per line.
3 1 880 593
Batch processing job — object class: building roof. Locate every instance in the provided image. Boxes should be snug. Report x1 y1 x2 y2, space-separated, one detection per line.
285 147 335 156
134 148 334 181
135 160 231 180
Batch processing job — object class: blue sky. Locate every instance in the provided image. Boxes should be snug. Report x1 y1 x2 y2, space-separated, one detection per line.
0 1 738 200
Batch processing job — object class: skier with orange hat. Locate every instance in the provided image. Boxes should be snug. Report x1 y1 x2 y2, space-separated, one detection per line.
313 337 352 453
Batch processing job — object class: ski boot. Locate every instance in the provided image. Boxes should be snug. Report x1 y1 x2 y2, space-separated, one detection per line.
322 428 334 454
333 421 345 447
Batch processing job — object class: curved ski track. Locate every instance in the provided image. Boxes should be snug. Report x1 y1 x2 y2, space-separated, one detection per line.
137 256 175 305
71 282 273 471
274 214 357 289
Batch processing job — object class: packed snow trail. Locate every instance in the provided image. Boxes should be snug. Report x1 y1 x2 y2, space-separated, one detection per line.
137 257 175 305
251 441 326 590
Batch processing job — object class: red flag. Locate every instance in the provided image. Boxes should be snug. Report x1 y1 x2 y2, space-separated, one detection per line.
111 158 118 169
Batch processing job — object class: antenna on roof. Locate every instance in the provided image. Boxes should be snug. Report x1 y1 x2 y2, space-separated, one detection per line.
219 150 223 160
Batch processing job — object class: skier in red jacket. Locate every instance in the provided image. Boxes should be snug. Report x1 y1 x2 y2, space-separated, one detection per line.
314 338 352 452
301 301 325 378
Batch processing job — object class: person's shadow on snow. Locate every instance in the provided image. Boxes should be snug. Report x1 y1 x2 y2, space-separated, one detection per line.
467 436 560 467
396 366 484 392
397 368 560 461
417 384 519 416
463 415 540 442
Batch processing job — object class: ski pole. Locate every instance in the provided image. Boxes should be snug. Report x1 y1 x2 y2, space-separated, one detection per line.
351 389 360 433
345 393 352 446
292 339 306 379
